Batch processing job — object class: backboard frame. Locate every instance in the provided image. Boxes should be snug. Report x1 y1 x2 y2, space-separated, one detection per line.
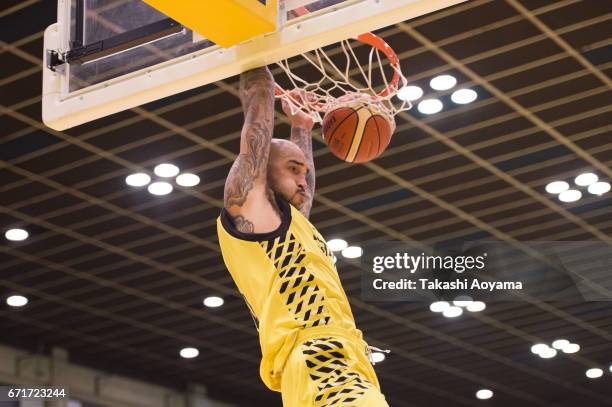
42 0 466 130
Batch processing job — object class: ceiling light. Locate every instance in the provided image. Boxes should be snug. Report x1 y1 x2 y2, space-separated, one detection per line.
154 163 180 178
539 348 557 359
609 364 612 373
417 99 443 114
429 301 450 313
574 172 598 186
125 173 151 187
442 305 463 318
587 181 610 195
451 88 478 104
327 238 348 252
585 368 603 379
466 301 486 312
203 296 224 308
475 389 493 400
371 352 386 363
341 246 362 259
562 343 580 354
179 347 199 359
5 228 29 241
558 189 581 203
148 182 173 196
6 295 28 307
397 85 423 102
531 344 549 355
552 339 570 350
545 181 569 194
176 173 200 187
430 74 457 91
452 295 473 307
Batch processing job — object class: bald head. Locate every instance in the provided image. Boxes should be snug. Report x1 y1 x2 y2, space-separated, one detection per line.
269 138 304 162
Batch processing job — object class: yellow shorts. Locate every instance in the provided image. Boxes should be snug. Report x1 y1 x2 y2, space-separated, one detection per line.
280 327 390 407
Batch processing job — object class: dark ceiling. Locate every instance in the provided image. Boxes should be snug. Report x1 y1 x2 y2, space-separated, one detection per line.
1 0 612 406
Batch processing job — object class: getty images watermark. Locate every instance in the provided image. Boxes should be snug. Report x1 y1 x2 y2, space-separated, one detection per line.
370 251 507 290
360 241 612 302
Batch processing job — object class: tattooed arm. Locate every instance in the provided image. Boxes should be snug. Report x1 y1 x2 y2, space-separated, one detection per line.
290 124 315 218
223 67 279 233
282 97 315 218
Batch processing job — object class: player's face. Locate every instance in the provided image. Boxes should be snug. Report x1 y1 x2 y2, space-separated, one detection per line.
268 144 309 209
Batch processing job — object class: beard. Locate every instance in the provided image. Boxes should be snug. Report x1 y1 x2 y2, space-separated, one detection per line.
289 190 307 209
268 178 306 209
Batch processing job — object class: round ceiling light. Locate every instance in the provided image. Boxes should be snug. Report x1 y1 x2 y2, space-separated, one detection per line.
154 163 180 178
531 343 549 355
545 181 569 194
342 246 363 259
430 74 457 91
475 389 493 400
452 295 473 307
466 301 486 312
430 301 450 313
587 182 610 195
176 173 200 187
562 343 580 354
417 99 443 114
397 85 424 102
451 88 478 104
125 173 151 187
6 295 29 307
585 368 603 379
371 352 386 363
539 348 557 359
442 306 463 318
148 182 173 196
180 347 199 359
203 296 224 308
5 228 29 241
558 189 581 203
574 172 598 186
551 339 570 350
327 239 348 252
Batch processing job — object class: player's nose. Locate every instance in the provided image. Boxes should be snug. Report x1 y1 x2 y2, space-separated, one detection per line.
297 177 307 191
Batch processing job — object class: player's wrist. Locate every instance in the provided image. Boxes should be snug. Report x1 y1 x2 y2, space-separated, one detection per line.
240 67 274 90
291 117 314 130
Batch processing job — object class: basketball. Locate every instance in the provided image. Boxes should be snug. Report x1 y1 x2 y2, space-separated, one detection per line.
322 101 394 163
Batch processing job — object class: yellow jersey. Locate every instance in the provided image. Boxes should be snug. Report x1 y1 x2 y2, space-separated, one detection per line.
217 196 361 391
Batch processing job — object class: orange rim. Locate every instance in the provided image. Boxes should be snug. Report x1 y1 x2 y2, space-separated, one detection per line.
354 32 401 98
274 6 401 108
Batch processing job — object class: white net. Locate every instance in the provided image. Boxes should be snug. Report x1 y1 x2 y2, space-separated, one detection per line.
274 33 411 130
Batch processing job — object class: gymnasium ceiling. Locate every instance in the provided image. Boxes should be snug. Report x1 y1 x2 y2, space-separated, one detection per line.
1 0 612 406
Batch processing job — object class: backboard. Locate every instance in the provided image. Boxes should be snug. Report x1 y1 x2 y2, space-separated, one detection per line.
42 0 466 130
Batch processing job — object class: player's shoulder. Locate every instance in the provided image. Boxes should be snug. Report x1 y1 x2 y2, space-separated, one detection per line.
221 192 289 236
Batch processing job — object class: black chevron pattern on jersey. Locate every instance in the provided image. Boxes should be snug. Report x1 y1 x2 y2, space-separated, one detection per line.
301 338 373 406
260 232 331 328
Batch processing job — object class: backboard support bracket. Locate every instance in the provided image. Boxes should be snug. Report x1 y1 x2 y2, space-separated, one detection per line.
46 49 65 72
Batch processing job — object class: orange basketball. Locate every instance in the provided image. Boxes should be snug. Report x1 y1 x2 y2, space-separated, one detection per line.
322 102 394 163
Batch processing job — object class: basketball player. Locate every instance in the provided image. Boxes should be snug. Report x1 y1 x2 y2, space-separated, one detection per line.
217 66 389 406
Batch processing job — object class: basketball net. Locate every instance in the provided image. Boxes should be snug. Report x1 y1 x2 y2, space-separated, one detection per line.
274 33 411 131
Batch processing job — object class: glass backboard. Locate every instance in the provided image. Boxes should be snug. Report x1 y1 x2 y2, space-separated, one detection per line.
42 0 466 130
